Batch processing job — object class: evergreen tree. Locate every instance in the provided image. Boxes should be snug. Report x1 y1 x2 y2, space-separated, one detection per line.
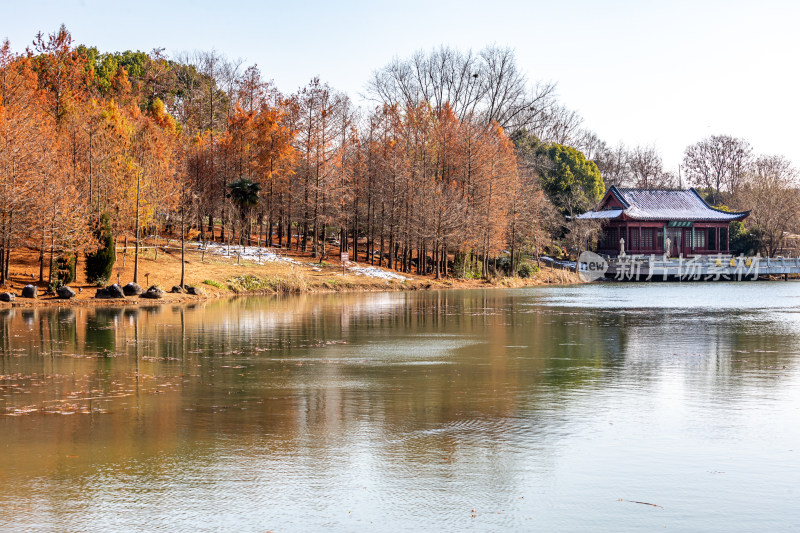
85 213 115 283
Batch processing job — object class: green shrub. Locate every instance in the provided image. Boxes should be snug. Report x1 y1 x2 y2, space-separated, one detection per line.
452 252 481 279
51 254 76 284
227 274 272 292
85 213 116 283
46 278 63 294
203 279 225 289
729 221 761 256
517 261 539 279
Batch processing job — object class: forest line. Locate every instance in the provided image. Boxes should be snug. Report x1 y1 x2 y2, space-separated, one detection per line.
0 25 796 290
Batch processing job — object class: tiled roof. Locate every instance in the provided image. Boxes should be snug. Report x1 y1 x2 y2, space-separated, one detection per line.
578 187 749 222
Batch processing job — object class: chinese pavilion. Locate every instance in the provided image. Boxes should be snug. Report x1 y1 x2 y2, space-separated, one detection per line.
578 186 750 257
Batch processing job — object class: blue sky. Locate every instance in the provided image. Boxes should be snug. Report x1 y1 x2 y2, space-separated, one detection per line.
4 0 799 170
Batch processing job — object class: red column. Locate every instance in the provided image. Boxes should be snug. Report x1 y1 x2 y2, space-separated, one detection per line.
638 224 642 253
624 224 628 253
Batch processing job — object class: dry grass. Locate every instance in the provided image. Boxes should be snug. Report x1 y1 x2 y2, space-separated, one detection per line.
534 267 583 284
0 242 582 307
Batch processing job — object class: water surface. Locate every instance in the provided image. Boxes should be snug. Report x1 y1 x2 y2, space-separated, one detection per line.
1 283 799 531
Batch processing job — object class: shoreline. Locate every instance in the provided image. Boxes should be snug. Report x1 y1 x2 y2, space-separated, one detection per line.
0 265 583 310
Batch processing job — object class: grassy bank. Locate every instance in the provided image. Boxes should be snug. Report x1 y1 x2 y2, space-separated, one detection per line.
0 242 582 307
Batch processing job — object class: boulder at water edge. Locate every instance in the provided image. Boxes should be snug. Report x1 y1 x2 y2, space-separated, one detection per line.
123 282 143 296
171 285 185 294
107 284 125 298
21 284 37 298
57 286 76 299
140 286 164 299
95 284 125 299
186 286 204 296
0 292 15 302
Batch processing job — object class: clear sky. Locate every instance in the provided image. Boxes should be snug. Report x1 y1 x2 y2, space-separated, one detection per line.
4 0 799 170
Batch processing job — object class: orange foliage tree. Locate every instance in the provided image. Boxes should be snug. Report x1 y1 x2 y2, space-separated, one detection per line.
0 28 563 288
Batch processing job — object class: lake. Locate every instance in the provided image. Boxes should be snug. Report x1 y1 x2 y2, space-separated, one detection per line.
1 283 799 531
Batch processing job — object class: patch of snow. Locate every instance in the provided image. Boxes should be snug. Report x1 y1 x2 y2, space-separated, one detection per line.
541 256 576 269
347 265 409 281
188 242 411 281
194 243 301 265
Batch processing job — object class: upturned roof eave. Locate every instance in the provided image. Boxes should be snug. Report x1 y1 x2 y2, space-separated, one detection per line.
606 185 630 208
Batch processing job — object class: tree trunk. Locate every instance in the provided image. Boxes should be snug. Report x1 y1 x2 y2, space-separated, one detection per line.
441 243 446 278
267 219 274 248
180 188 186 288
133 170 141 284
388 231 395 270
48 224 55 286
434 244 440 280
38 232 45 283
0 244 5 286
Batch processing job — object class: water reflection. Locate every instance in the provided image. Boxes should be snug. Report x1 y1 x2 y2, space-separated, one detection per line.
1 286 799 531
